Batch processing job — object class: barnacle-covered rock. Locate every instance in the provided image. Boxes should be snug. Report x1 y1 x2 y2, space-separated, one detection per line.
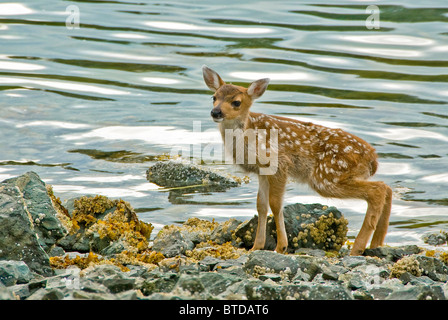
146 160 242 190
235 203 348 253
389 256 422 279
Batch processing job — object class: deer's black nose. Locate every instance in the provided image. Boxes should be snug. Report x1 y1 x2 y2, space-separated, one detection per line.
210 108 223 119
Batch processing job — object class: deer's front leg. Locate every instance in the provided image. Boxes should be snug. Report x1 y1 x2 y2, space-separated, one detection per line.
268 173 288 253
252 175 269 251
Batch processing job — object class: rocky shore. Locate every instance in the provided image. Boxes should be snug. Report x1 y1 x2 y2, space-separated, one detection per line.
1 170 448 300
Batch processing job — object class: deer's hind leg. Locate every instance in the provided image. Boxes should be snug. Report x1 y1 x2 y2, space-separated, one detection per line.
370 184 392 249
313 179 390 256
342 180 390 256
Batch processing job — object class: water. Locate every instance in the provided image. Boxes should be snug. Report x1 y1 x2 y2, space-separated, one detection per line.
1 0 448 248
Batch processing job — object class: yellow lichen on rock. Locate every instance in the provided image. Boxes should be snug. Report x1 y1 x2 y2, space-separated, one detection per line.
182 217 218 234
113 250 164 270
57 195 154 254
91 199 154 253
46 184 72 232
186 241 247 261
49 252 130 272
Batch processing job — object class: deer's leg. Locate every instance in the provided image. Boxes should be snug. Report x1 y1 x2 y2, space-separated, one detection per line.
349 181 389 256
370 184 392 248
252 174 270 251
268 173 288 253
314 179 390 256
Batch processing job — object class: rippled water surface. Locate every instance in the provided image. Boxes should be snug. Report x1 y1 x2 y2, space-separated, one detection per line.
1 0 448 247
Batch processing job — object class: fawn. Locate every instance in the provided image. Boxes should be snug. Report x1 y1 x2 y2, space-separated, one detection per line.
202 65 392 256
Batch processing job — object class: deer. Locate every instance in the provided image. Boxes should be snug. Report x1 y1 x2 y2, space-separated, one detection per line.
202 65 392 256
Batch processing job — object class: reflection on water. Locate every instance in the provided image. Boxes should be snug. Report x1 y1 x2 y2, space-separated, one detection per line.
0 0 448 247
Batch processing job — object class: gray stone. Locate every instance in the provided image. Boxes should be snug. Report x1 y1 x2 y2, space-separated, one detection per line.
2 172 67 252
281 283 353 300
199 272 242 296
321 266 339 281
244 250 299 278
0 260 32 286
152 229 194 258
26 288 65 300
415 255 448 281
342 256 367 268
245 279 282 300
422 231 448 246
140 272 179 296
210 218 242 244
295 248 326 257
198 256 221 271
8 283 31 300
259 273 283 282
174 274 205 295
364 245 421 262
48 246 65 257
293 255 322 280
0 176 53 276
386 285 446 300
101 276 135 294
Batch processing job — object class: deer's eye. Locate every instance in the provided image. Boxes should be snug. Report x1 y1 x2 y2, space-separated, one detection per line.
212 96 217 102
232 100 241 108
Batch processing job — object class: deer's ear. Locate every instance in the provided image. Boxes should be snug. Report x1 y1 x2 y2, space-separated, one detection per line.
202 65 225 92
247 78 270 100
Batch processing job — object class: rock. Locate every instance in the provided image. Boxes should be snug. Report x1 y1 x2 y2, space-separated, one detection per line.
0 283 16 300
2 172 447 301
321 266 339 281
174 274 205 295
0 261 32 286
80 264 135 294
199 272 242 296
364 245 421 262
244 250 299 279
293 255 322 281
295 248 326 257
386 285 445 300
245 279 283 300
140 272 179 296
342 256 367 268
48 246 65 257
235 203 348 252
56 195 153 254
152 229 194 258
259 273 283 282
101 276 135 294
0 175 53 276
422 231 448 246
281 283 353 300
152 217 227 258
210 218 242 244
2 172 67 252
415 255 448 282
390 255 422 279
27 288 65 300
146 160 240 190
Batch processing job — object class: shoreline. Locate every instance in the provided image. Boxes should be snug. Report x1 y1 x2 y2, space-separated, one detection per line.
1 171 447 300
